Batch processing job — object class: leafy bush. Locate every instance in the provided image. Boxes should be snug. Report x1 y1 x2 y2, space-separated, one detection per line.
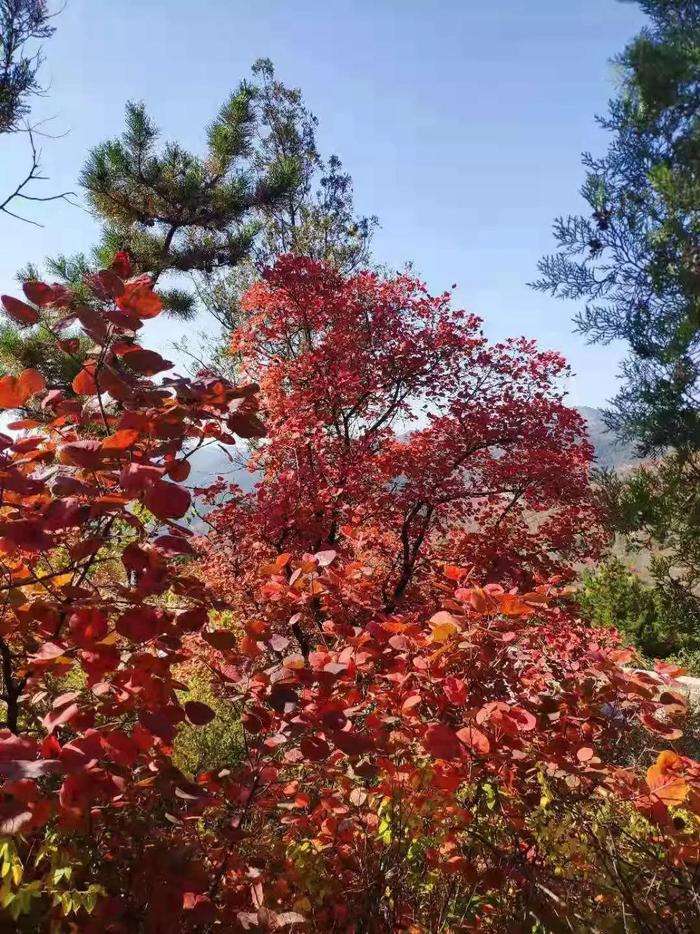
579 557 700 673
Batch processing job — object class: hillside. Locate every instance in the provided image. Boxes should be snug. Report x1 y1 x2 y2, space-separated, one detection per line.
576 406 639 471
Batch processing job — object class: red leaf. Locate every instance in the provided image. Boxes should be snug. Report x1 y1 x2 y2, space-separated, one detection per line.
444 677 467 706
101 730 138 767
202 629 237 650
120 347 172 375
300 735 330 761
22 281 54 306
111 251 132 279
69 609 108 647
93 269 125 299
640 711 683 741
1 295 39 326
0 730 39 761
424 724 462 760
154 534 195 556
116 607 167 642
167 459 191 482
184 701 216 725
176 607 208 632
43 702 79 733
227 412 266 438
0 801 33 834
143 480 191 520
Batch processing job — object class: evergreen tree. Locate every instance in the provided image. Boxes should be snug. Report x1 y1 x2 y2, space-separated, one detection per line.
534 0 700 647
80 83 300 318
1 0 55 134
0 1 68 223
533 0 700 453
192 59 378 339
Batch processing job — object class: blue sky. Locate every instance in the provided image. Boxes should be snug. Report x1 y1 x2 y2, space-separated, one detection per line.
1 0 645 406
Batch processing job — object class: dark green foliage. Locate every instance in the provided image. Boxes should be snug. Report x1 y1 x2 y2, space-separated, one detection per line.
578 557 700 664
0 2 70 224
537 0 700 659
0 0 55 134
582 455 700 669
195 59 378 335
600 455 700 609
77 87 300 318
534 0 700 453
0 323 87 389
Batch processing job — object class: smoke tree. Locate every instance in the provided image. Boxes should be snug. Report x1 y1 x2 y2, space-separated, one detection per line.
0 256 695 930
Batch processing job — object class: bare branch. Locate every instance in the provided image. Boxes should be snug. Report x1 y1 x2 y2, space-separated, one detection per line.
0 125 75 224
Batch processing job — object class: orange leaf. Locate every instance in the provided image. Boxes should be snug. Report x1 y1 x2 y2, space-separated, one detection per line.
18 369 45 398
0 369 45 408
72 361 99 396
456 724 490 755
101 429 140 453
429 611 459 643
647 753 689 806
117 278 162 319
499 593 530 616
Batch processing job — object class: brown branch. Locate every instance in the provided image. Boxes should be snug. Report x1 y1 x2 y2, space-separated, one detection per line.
0 127 75 225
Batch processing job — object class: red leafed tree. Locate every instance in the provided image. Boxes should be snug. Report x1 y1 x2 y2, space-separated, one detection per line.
205 255 604 610
0 253 695 933
187 555 698 931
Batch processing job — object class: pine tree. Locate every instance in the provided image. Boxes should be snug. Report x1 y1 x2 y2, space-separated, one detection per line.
533 0 700 453
0 1 69 224
534 0 700 650
80 83 300 318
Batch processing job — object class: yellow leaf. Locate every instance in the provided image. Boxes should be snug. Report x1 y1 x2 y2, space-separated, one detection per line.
98 631 119 646
429 611 458 643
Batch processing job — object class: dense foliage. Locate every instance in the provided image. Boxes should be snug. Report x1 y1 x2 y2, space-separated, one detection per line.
0 1 68 225
204 255 604 608
579 556 700 664
0 258 694 930
534 0 700 452
535 0 700 654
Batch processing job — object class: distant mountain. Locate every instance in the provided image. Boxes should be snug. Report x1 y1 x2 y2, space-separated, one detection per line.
188 443 257 492
576 406 639 471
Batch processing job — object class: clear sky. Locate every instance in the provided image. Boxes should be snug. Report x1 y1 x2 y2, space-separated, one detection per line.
1 0 646 407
